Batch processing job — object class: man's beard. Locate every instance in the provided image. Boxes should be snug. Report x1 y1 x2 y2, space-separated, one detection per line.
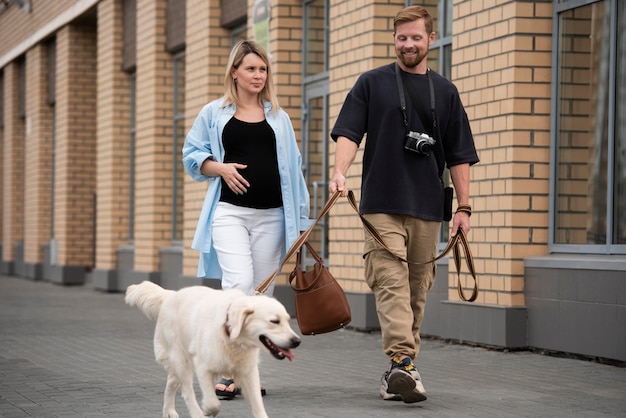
398 50 428 68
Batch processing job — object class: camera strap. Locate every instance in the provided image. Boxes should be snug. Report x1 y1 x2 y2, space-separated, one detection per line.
395 63 410 132
394 62 436 134
394 63 444 183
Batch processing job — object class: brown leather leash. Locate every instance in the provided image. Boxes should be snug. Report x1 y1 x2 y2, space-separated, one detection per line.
345 190 478 302
256 190 478 302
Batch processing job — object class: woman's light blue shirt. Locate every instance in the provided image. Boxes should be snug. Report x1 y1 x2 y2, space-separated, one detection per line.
182 98 314 279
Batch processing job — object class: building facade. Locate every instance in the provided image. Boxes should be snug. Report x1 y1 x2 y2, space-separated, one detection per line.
1 0 624 363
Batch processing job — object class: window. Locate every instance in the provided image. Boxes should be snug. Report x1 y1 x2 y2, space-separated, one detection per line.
47 40 56 241
166 0 185 52
302 0 329 261
127 72 136 243
0 70 4 128
231 24 247 47
165 0 186 244
46 38 56 106
171 52 185 243
551 0 626 252
122 0 136 72
124 0 137 243
304 0 327 76
17 56 25 118
407 0 453 78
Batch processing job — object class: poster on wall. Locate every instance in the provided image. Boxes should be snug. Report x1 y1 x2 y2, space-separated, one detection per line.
253 0 270 54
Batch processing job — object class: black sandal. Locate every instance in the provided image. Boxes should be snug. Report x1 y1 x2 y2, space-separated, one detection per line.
215 378 241 399
215 378 267 398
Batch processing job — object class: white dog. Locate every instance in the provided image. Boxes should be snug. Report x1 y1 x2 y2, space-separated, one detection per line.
125 281 301 418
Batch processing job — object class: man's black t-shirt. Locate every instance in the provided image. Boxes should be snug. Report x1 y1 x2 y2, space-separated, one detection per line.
331 63 479 221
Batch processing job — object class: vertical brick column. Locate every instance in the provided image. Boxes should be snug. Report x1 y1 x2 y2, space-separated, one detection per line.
0 61 25 275
453 0 553 306
24 44 53 279
93 0 132 290
133 0 172 277
181 0 229 278
53 23 97 284
270 0 302 122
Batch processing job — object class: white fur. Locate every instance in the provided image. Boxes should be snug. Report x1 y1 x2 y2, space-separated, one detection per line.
125 281 301 418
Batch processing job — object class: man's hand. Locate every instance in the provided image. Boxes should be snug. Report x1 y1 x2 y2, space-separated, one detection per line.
329 172 348 197
451 210 470 237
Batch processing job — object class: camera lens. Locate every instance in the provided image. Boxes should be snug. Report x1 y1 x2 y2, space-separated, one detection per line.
418 142 432 153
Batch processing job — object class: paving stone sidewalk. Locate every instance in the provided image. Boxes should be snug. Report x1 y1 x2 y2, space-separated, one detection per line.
1 275 625 418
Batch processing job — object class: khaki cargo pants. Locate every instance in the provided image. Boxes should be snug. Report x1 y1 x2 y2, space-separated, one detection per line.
362 213 440 360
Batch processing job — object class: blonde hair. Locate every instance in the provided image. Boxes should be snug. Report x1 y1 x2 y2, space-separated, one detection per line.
393 5 434 35
223 40 280 113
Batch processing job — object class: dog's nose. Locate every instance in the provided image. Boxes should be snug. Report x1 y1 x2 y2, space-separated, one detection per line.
291 337 301 348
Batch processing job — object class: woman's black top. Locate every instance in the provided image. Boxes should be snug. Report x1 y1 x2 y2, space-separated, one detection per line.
219 117 283 209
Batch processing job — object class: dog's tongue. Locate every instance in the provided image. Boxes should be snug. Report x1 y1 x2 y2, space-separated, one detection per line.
279 347 294 361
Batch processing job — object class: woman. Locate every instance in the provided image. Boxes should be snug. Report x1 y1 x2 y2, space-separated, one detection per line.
182 40 312 398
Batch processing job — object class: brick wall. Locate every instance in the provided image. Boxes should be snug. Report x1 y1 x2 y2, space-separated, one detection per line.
134 0 173 272
96 0 131 270
181 0 230 277
0 1 71 59
454 0 553 306
54 23 97 267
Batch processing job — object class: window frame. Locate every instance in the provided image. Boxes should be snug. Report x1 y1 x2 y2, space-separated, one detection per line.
548 0 626 254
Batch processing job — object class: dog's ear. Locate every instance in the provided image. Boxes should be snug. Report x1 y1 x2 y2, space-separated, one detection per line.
227 300 254 340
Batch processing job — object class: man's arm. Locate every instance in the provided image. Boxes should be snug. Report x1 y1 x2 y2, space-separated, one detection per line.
329 136 358 196
449 163 471 237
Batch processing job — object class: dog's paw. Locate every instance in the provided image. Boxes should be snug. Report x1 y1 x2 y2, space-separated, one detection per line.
162 409 179 418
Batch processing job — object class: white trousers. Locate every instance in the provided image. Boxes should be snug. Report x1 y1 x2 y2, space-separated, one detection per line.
211 201 285 296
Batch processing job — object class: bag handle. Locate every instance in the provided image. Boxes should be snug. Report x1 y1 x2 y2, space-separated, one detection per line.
288 242 326 292
345 191 478 302
255 191 342 294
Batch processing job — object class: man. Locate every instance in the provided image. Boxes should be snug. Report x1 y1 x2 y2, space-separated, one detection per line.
329 6 479 403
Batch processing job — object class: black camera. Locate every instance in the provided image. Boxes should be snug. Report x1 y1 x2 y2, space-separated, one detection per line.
405 131 436 156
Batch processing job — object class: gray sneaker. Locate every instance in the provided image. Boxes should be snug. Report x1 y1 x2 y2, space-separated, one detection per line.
384 357 427 403
379 371 402 401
